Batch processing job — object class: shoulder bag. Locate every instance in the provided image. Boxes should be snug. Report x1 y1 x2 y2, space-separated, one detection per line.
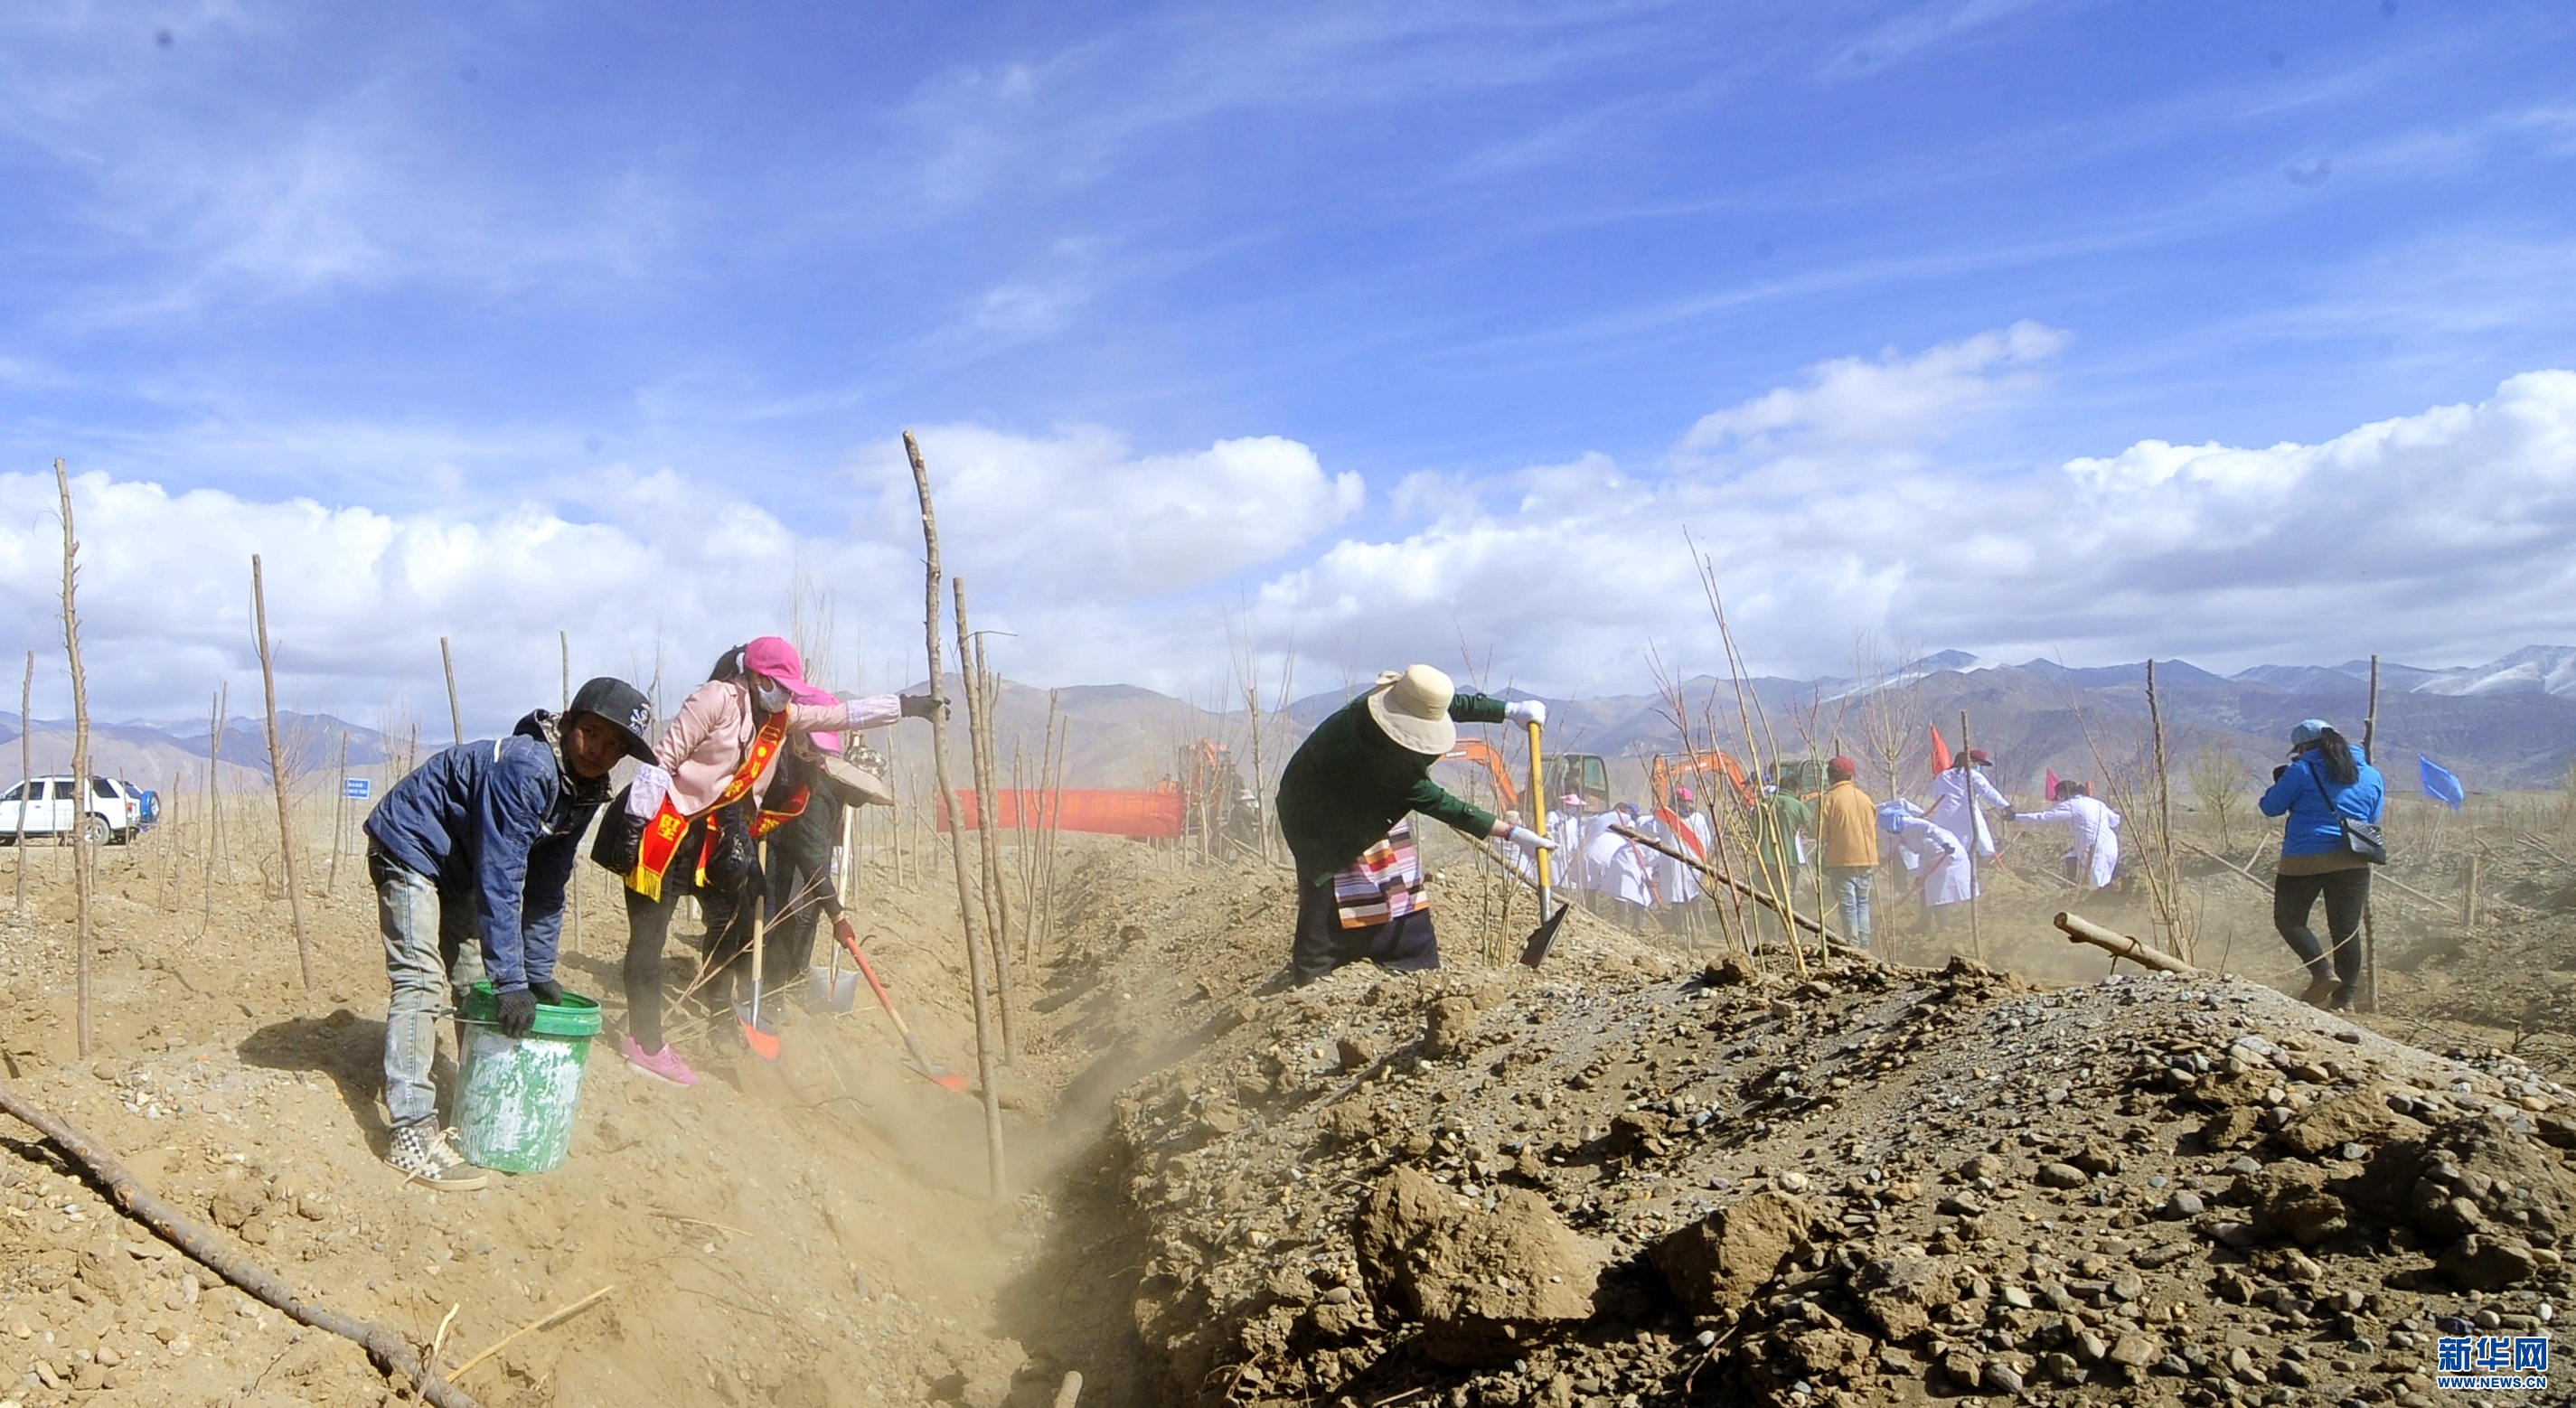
2308 758 2387 865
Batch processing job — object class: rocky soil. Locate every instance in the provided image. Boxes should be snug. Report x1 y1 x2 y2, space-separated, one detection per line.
1104 935 2576 1408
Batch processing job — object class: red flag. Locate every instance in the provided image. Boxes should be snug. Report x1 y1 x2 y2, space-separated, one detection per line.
2045 767 2062 800
1927 725 1952 775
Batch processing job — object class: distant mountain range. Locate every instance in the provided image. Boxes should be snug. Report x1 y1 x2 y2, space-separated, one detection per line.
10 646 2569 803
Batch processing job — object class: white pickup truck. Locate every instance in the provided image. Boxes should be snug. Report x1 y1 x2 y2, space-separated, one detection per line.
0 775 156 846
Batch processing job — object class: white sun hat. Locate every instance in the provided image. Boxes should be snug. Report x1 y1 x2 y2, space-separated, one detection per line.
1366 664 1458 756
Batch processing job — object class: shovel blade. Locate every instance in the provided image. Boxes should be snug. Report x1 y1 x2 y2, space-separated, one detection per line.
1518 904 1572 968
734 1001 783 1062
909 1061 971 1093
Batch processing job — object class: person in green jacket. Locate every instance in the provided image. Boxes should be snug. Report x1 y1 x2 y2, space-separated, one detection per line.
1749 783 1813 946
1275 664 1552 984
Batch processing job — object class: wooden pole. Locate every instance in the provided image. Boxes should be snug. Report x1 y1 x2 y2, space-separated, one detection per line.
1960 709 1981 962
14 650 29 915
0 1081 485 1408
904 431 1007 1201
202 685 225 934
559 630 570 714
2360 653 2381 1012
2145 660 2185 962
440 635 464 746
1612 825 1856 951
2054 911 2201 975
56 461 95 1056
954 582 1017 1064
252 556 315 990
327 731 349 894
2463 847 2482 930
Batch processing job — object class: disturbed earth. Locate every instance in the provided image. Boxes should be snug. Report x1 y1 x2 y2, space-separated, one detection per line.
0 818 2571 1407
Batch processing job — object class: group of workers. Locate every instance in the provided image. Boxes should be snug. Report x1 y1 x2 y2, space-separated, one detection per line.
1274 671 2387 1018
362 643 2386 1188
359 636 936 1190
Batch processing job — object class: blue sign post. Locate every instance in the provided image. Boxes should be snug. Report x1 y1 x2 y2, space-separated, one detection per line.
343 777 372 801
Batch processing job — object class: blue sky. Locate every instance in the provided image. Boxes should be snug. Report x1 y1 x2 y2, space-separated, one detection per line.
2 2 2574 725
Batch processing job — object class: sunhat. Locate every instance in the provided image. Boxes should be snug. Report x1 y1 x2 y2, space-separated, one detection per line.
1365 664 1457 756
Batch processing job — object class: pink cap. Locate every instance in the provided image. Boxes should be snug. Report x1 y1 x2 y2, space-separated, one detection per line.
742 636 839 709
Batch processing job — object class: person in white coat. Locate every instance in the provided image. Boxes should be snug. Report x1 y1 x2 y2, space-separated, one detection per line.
1581 804 1657 929
1928 750 2009 859
2013 780 2122 888
1881 802 1972 911
1547 793 1591 896
1650 788 1713 906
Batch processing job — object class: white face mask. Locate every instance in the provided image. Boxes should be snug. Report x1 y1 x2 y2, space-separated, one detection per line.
751 678 789 713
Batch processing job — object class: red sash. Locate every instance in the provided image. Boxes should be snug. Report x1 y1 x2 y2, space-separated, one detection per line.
1656 806 1708 859
627 711 791 901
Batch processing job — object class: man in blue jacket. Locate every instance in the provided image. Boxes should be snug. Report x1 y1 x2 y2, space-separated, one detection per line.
361 676 653 1188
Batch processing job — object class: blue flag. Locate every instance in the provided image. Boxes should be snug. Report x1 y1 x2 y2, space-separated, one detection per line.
2419 756 2465 812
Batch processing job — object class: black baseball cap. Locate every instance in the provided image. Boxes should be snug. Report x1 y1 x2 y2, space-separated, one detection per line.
568 677 655 763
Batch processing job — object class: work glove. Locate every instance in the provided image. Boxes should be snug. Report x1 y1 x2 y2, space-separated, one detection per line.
1504 699 1547 727
832 915 860 954
2270 764 2289 784
528 978 563 1005
494 987 538 1039
899 692 947 720
626 764 672 818
1500 824 1554 852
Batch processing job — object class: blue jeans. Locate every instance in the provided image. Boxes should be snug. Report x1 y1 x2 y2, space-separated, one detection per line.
1828 866 1874 946
372 846 485 1130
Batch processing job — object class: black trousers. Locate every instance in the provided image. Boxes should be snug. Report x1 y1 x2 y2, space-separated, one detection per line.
1292 881 1437 985
762 795 843 988
2274 866 2370 993
621 817 758 1049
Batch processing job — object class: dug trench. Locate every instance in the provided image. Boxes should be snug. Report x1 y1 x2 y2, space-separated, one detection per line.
2 836 2573 1407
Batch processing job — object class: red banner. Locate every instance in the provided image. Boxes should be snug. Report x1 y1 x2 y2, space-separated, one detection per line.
935 788 1184 840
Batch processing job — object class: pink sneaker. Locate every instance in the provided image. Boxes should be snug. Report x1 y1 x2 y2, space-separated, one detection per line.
621 1036 700 1086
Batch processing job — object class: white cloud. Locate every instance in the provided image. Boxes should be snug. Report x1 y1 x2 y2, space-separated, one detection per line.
1240 337 2576 688
7 337 2573 727
874 424 1363 596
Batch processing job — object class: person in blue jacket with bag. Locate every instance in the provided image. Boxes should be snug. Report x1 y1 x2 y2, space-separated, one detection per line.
2258 718 2384 1010
361 677 653 1188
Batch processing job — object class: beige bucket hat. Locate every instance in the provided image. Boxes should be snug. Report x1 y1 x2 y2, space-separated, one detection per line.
1366 664 1457 756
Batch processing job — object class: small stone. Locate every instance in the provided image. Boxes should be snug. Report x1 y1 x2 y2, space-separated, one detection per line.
1981 1360 2026 1394
2162 1191 2205 1219
2036 1162 2089 1189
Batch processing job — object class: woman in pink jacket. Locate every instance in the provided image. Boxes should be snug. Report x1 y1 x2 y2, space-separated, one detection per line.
617 635 935 1084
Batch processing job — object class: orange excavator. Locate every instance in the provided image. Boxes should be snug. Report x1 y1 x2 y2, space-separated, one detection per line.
1648 750 1760 810
1441 740 1614 812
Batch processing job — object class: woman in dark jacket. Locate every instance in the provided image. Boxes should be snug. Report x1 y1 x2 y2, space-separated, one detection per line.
2256 718 2385 1009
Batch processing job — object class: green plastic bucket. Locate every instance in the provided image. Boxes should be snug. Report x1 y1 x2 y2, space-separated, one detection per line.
455 982 601 1174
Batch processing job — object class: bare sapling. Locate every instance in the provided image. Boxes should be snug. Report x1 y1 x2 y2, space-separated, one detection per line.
440 635 464 745
202 685 226 934
1960 710 1982 962
252 556 316 990
327 731 350 893
2142 661 2188 962
14 650 30 916
1041 690 1068 959
1688 540 1807 974
56 461 96 1055
954 580 1018 1063
2360 653 2381 1012
906 431 1007 1200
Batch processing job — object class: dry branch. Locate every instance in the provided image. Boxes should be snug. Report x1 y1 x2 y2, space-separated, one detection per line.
14 650 29 915
2054 911 2202 975
1612 824 1864 955
56 460 93 1054
252 556 315 990
905 431 1008 1201
444 1283 615 1384
955 584 1016 1064
440 636 463 746
0 1079 483 1408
